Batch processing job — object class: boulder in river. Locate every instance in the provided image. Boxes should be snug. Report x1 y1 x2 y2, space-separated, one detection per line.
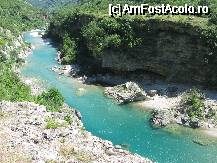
151 109 175 127
104 82 147 104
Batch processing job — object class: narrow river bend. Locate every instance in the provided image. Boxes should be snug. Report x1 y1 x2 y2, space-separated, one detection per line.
21 31 217 163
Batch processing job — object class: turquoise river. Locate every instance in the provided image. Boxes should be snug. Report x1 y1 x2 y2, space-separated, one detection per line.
21 31 217 163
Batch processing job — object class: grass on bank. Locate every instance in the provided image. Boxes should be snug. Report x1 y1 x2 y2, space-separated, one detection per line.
0 62 33 102
45 117 62 129
45 114 73 129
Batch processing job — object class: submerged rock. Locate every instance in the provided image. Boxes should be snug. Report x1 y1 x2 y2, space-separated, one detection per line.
51 65 72 76
76 88 86 96
192 138 210 146
104 82 147 104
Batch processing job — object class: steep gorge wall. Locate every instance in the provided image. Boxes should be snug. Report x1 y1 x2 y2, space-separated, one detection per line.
49 15 217 86
102 20 212 83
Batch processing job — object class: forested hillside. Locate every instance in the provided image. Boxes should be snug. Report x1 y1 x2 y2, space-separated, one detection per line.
0 0 45 33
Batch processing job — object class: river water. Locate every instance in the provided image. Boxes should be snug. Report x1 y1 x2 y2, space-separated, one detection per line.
21 31 217 163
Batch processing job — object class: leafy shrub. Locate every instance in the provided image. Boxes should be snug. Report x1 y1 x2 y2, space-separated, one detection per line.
37 88 64 112
82 20 105 56
64 114 73 125
61 35 77 64
45 117 61 129
0 62 65 112
0 39 6 46
0 62 33 102
0 60 64 112
209 9 217 25
104 34 121 48
184 88 205 120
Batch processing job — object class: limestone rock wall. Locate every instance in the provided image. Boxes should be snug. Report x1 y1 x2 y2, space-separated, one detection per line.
49 16 217 86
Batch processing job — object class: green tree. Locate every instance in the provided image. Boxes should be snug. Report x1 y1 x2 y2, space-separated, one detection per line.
185 88 205 120
37 88 64 112
61 35 77 64
82 20 105 56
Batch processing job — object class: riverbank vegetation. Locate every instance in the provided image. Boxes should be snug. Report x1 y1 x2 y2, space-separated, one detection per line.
0 0 64 112
0 61 65 112
151 87 217 128
0 62 32 102
37 88 64 112
184 88 206 121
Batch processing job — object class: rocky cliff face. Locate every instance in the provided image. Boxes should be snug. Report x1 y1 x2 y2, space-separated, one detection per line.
101 19 214 85
0 27 32 62
49 16 217 86
101 27 210 83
